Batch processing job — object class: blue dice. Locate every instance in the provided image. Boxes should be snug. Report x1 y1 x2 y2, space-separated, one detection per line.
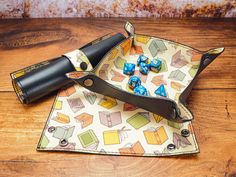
139 62 150 75
154 84 167 97
150 59 162 73
134 85 148 96
137 55 149 66
123 63 135 75
128 76 141 89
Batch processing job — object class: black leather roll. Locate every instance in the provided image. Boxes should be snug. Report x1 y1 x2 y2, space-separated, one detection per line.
12 33 126 104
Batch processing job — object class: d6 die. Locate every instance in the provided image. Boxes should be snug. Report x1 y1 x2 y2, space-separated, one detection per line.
134 85 148 96
150 59 162 72
123 63 135 75
128 76 141 89
137 55 149 66
139 62 150 75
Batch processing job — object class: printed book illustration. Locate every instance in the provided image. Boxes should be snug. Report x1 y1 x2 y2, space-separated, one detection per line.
99 64 109 80
67 97 85 113
143 126 168 145
52 126 75 140
52 112 70 124
119 141 145 155
99 111 122 128
123 103 137 111
126 112 150 129
83 91 97 105
54 100 62 110
103 127 130 145
98 96 118 109
75 113 93 129
173 132 192 149
78 129 99 150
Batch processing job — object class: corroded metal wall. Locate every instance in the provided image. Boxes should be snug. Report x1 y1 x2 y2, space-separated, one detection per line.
0 0 236 18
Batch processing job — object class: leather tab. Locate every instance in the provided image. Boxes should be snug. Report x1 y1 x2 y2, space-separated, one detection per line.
198 47 224 73
124 21 135 36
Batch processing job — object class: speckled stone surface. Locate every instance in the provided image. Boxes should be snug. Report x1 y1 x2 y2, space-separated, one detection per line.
0 0 236 18
0 0 24 18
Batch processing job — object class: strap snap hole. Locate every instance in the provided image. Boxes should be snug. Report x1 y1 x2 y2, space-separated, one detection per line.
83 78 93 87
181 129 190 137
59 139 68 147
48 126 55 133
167 143 176 151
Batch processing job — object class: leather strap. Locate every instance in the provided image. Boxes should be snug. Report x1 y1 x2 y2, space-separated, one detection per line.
67 71 190 123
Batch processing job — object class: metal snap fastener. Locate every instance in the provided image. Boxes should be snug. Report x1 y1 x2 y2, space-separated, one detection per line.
203 57 211 66
181 129 190 137
167 143 176 151
48 126 56 133
80 62 88 70
59 139 68 147
83 78 93 87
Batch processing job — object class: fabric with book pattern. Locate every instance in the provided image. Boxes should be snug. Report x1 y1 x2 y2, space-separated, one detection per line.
37 26 201 156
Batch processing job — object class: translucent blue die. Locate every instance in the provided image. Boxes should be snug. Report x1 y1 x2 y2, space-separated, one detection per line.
128 76 141 89
134 85 148 96
139 62 150 75
150 59 162 72
154 84 167 97
137 55 149 66
123 63 135 75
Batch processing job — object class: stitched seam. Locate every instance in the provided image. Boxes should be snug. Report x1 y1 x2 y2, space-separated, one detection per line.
178 103 193 120
37 147 199 156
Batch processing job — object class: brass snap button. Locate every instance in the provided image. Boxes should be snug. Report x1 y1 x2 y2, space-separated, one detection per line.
167 143 176 151
59 139 68 147
83 78 93 87
181 129 190 137
48 126 56 133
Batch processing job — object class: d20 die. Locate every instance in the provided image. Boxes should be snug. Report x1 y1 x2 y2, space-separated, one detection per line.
134 85 148 96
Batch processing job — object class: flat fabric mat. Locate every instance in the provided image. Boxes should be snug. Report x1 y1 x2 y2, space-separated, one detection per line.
37 35 200 156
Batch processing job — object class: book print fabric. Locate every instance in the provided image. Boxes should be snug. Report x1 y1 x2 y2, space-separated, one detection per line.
38 34 201 156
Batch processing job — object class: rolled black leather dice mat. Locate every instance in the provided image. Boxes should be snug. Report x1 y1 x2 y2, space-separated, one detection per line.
11 33 126 104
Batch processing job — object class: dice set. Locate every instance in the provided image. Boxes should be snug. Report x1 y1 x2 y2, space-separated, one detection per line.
123 54 162 76
124 54 166 97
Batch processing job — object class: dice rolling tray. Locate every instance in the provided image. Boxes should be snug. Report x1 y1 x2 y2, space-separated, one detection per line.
14 22 224 156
